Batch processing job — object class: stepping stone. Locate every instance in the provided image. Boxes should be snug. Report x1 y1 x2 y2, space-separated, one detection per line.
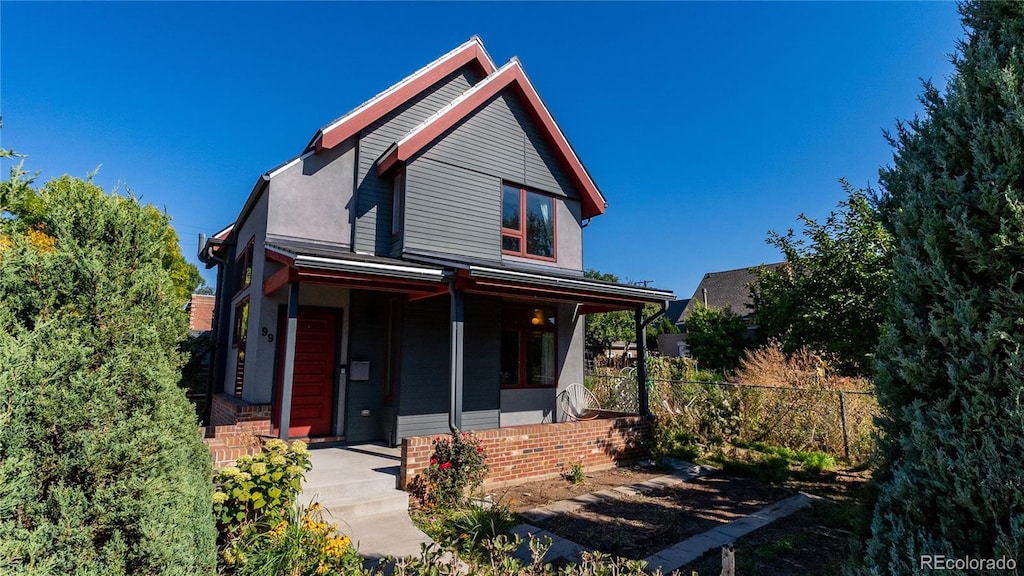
613 486 640 496
520 509 555 523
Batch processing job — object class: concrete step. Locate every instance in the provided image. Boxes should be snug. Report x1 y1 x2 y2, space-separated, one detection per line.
317 491 411 519
302 474 397 497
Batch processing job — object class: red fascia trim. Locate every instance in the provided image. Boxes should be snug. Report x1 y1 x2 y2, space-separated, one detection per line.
467 278 649 308
317 44 495 152
377 63 606 219
293 269 442 295
263 266 295 296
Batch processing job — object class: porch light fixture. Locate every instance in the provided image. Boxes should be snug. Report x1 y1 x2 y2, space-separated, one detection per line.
531 309 544 325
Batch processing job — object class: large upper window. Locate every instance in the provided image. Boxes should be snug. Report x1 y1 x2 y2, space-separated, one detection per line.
233 239 254 295
391 171 404 237
501 183 555 260
501 305 557 388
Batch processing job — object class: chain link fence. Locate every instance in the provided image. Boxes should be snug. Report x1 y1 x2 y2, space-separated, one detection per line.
585 370 878 463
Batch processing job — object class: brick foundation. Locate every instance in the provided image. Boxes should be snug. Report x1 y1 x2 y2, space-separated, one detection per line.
203 394 273 469
400 413 649 489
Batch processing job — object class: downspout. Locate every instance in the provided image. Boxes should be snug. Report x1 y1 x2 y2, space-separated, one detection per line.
447 277 465 433
635 300 669 422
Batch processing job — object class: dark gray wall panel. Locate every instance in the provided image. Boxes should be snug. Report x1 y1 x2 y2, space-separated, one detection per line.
354 67 482 255
463 295 501 412
403 159 501 261
396 410 498 439
397 296 450 417
345 290 387 442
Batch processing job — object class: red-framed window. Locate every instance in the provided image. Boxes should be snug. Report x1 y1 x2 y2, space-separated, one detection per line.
233 238 254 295
232 297 250 349
500 305 558 388
232 297 250 397
501 183 556 261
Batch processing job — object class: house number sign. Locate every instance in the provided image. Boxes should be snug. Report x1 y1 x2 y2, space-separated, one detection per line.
261 327 274 342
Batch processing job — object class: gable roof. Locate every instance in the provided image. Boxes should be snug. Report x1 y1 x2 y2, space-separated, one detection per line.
682 263 785 319
376 58 607 219
308 37 496 153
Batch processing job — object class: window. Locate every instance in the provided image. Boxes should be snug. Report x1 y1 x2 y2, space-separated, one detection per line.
232 298 250 397
500 305 557 388
233 239 254 295
232 298 250 348
391 171 405 237
501 183 555 260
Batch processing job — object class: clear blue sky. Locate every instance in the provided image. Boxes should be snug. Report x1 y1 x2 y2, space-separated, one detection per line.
1 2 962 299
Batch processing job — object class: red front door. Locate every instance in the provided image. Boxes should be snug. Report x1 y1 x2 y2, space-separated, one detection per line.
275 308 338 437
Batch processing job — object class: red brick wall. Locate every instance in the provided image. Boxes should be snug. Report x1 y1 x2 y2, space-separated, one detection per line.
188 294 216 332
400 414 649 489
203 393 274 469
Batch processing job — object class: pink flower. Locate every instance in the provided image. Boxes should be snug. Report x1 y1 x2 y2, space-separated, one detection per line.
430 458 438 465
476 447 483 454
440 462 453 470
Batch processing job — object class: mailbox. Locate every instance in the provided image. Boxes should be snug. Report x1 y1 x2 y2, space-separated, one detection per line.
350 360 370 381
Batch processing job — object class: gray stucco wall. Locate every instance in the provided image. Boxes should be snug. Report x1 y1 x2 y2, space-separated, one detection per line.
267 138 356 250
354 66 483 255
227 189 269 403
404 90 583 272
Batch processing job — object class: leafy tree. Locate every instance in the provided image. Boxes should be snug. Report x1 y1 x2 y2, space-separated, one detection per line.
859 2 1024 573
683 304 748 372
0 158 216 574
583 270 668 355
751 182 892 375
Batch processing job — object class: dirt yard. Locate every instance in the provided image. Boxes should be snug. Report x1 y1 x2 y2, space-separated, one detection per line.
488 463 871 571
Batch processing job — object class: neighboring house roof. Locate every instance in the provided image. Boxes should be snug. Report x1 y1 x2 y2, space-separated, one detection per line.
682 263 785 319
377 58 607 219
309 37 497 153
665 299 690 326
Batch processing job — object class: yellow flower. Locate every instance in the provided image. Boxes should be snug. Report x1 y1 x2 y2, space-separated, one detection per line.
265 438 287 451
219 466 241 478
250 462 268 476
270 454 287 466
291 440 309 455
316 561 329 574
268 520 288 537
323 535 350 557
212 491 228 504
309 502 322 512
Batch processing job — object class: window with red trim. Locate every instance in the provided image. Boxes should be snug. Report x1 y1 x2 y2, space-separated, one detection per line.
233 239 254 295
501 183 555 260
232 298 250 349
500 305 557 388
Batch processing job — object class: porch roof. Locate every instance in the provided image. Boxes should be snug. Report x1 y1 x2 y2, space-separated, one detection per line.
462 266 675 312
263 241 449 296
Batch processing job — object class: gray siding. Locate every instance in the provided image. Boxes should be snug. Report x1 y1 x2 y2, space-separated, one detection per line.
394 294 501 439
395 410 499 439
404 91 584 271
416 93 578 198
345 290 388 442
404 159 501 261
464 295 501 412
354 67 482 255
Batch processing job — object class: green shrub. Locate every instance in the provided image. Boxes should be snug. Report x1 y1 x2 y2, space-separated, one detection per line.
563 461 586 485
0 174 216 574
213 439 312 539
419 431 489 509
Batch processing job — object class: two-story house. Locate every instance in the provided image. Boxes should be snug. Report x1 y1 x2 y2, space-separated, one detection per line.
200 37 674 445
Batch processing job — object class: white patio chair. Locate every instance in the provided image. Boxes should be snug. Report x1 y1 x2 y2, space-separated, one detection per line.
558 383 601 421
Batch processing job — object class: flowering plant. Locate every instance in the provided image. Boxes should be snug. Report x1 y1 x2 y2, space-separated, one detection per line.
213 438 312 538
421 431 489 509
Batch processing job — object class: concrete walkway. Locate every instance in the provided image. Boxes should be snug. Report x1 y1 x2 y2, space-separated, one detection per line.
508 461 816 573
300 443 433 560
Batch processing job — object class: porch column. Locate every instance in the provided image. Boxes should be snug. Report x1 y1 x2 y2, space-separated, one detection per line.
635 307 651 420
280 282 300 440
448 284 464 431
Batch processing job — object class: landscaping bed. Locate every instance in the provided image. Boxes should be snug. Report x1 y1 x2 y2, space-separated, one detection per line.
490 465 667 510
524 473 794 560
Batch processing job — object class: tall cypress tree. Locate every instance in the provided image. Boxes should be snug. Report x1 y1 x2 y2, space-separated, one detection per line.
862 2 1024 573
0 172 216 574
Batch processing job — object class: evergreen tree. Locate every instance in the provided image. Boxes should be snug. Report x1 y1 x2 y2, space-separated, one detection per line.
0 168 216 574
861 2 1024 573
